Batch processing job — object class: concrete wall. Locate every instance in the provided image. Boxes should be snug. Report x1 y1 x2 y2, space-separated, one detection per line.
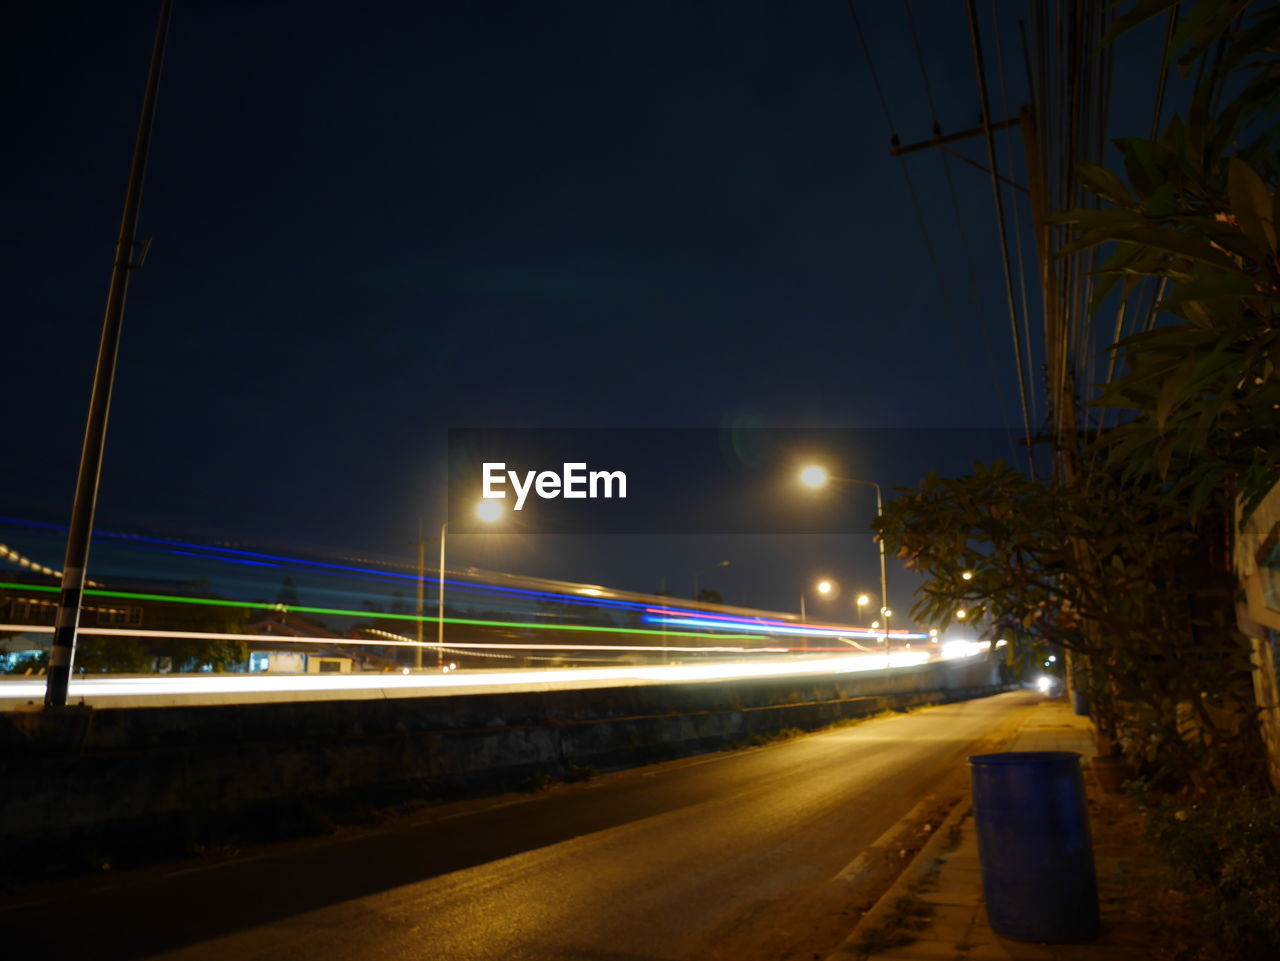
0 658 1001 871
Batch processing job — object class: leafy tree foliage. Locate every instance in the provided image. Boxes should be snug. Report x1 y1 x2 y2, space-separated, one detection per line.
1052 1 1280 519
876 462 1261 790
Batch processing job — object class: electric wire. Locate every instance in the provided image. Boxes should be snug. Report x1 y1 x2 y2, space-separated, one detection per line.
842 0 990 431
962 0 1037 477
902 0 1020 454
990 0 1039 433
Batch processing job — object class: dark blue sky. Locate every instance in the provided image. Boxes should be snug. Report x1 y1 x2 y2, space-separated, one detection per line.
2 2 1170 617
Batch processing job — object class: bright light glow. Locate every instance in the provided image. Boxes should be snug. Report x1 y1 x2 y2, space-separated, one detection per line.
995 639 1007 648
881 608 892 617
816 580 833 595
962 571 973 581
579 588 604 596
640 614 928 641
857 594 870 607
941 640 985 660
871 620 880 629
475 500 503 523
929 628 938 637
799 465 828 489
956 609 967 619
1036 675 1052 693
1048 655 1057 663
0 651 943 706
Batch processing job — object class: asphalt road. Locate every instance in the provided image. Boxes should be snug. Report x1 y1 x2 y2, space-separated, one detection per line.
5 691 1037 961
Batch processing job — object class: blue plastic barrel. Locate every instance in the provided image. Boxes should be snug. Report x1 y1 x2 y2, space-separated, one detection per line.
968 751 1099 942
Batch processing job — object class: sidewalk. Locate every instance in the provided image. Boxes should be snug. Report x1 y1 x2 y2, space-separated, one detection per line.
827 696 1165 961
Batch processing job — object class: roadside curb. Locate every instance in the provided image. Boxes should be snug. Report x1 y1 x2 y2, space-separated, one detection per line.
824 793 974 960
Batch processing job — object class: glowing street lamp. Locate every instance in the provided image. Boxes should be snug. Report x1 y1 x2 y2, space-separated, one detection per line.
962 570 973 581
429 500 504 669
799 578 837 651
798 463 890 656
857 593 871 608
799 465 828 489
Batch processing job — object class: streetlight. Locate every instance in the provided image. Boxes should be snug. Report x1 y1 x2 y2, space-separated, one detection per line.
856 593 871 608
799 464 890 659
800 578 836 651
799 465 828 489
693 560 729 601
423 500 504 670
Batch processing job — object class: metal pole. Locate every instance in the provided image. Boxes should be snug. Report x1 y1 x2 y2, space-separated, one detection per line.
873 482 889 667
843 477 890 669
437 521 447 669
415 519 425 670
800 594 807 651
46 0 174 708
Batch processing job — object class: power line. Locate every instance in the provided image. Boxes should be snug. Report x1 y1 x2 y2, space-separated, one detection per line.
842 0 989 430
962 0 1037 476
902 0 1020 454
990 0 1039 433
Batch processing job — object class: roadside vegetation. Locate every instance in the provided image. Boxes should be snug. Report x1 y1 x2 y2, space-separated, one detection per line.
874 1 1279 954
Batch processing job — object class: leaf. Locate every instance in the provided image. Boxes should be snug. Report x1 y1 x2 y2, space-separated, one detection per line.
1159 271 1261 310
1174 0 1253 75
1101 227 1242 271
1227 157 1277 255
1189 467 1225 519
1100 0 1181 47
1075 163 1136 207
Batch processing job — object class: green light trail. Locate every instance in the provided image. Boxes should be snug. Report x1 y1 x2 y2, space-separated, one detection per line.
0 581 766 642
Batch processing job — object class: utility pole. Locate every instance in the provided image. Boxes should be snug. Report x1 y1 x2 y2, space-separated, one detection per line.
46 0 174 708
890 14 1097 703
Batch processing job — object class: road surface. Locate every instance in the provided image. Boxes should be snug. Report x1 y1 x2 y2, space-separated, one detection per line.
3 691 1037 961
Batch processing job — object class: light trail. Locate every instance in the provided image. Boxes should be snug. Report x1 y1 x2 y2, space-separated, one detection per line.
0 518 889 634
642 612 930 640
0 624 785 655
0 582 768 643
0 650 944 706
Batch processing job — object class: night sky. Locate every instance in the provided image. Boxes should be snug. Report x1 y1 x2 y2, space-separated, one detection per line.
3 2 1167 619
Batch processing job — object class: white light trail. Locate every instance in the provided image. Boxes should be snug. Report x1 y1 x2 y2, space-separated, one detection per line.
0 649 950 707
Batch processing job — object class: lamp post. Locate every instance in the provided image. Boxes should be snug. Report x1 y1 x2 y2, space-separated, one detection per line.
799 579 834 651
799 466 890 662
693 560 729 602
433 500 503 669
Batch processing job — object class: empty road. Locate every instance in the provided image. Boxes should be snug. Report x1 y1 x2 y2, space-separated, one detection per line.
4 691 1037 961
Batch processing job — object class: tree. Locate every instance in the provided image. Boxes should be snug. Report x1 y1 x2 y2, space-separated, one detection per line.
875 459 1263 791
1051 0 1280 520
